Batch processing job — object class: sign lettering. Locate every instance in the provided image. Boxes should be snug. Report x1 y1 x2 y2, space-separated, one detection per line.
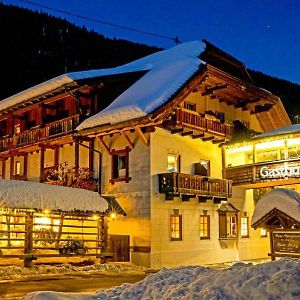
260 163 300 179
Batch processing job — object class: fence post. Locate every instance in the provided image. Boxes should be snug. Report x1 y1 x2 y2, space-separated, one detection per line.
24 212 34 268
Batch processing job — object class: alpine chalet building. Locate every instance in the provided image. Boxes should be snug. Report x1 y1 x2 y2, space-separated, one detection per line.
0 40 291 267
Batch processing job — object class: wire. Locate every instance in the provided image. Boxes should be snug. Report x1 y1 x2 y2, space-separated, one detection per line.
17 0 181 44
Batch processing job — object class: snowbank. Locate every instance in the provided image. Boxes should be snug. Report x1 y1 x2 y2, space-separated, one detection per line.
0 179 108 212
24 258 300 299
252 188 300 226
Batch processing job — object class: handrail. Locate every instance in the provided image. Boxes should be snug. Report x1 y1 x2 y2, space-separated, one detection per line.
0 114 80 152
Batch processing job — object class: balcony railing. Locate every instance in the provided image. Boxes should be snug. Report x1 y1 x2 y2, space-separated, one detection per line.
158 172 232 200
169 108 233 139
0 115 80 152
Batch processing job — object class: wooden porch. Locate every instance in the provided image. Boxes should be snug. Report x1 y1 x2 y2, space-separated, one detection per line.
158 172 232 201
0 115 80 153
165 108 233 143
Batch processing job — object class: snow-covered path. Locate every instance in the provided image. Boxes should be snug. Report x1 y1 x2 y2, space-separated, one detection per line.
24 258 300 300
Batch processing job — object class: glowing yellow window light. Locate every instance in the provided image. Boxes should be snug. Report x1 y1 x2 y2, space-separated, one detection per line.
35 216 51 230
256 140 285 150
226 145 253 153
287 138 300 146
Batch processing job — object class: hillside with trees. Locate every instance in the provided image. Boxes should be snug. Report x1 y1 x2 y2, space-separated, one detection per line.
1 2 299 120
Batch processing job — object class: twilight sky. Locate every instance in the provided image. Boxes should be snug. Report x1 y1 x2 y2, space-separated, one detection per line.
3 0 300 84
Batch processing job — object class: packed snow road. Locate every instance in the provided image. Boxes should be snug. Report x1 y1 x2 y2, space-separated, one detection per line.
0 273 147 299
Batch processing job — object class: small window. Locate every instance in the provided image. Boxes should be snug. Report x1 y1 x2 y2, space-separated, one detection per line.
241 216 249 238
170 214 182 241
260 228 267 237
167 154 180 173
200 215 210 239
15 161 21 175
110 148 131 184
195 160 210 176
227 215 238 238
215 111 225 122
184 102 196 111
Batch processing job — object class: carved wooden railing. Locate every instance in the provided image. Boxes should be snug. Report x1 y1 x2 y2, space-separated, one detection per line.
0 115 80 152
174 108 234 138
158 172 232 198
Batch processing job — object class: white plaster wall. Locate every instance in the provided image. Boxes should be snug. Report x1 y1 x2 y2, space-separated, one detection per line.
149 128 269 268
59 144 74 166
94 133 151 266
28 152 40 182
79 141 89 168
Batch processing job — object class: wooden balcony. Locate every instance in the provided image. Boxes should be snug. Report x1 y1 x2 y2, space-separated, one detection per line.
0 115 80 153
158 172 232 201
165 108 233 142
225 158 300 187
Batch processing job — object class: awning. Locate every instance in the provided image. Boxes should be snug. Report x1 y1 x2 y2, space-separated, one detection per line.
0 179 108 213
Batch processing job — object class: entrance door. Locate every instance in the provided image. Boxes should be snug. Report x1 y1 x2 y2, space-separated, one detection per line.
109 235 130 262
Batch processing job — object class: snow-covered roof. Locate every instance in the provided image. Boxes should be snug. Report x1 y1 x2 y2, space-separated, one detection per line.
0 62 151 113
76 41 205 130
253 123 300 139
251 188 300 226
0 179 108 212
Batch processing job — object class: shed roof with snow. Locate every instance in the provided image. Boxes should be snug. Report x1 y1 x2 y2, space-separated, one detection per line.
0 179 108 213
251 188 300 229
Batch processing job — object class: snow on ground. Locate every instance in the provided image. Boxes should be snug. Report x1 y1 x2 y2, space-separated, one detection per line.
0 262 146 281
24 258 300 300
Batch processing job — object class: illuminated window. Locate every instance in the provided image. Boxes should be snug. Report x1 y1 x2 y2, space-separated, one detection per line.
227 215 237 238
260 228 267 237
241 216 249 237
200 215 210 239
14 124 21 134
170 214 182 241
15 161 21 175
167 154 180 173
110 148 131 183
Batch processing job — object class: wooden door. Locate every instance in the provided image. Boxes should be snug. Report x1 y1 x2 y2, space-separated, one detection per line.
109 235 130 262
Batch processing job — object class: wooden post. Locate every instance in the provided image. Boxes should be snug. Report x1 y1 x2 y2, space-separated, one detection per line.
99 215 110 263
6 215 11 247
221 147 226 178
24 212 34 268
89 139 94 175
39 146 45 182
74 142 79 173
54 147 59 170
9 156 14 179
1 159 6 179
269 230 275 261
55 215 64 249
23 154 28 180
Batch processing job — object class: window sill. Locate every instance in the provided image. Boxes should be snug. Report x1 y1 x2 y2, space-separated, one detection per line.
218 237 238 240
200 237 210 240
241 236 249 238
110 176 131 184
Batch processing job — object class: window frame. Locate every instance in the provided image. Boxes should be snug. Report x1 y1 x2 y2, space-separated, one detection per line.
260 228 267 237
200 215 210 239
241 216 249 238
15 161 21 175
110 147 131 184
219 211 238 239
183 101 196 112
170 214 183 241
167 154 181 173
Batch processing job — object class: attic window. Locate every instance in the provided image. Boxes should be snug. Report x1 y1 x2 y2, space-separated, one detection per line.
110 148 131 184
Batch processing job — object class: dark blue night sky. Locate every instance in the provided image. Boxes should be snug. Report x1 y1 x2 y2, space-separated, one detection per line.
3 0 300 83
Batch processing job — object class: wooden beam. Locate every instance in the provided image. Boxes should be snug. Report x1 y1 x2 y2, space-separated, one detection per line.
171 128 184 134
202 136 214 142
98 136 111 154
88 139 94 174
54 147 59 170
181 131 193 137
192 133 204 139
201 83 228 96
10 155 14 179
74 142 79 172
135 126 149 146
23 153 28 179
1 159 6 179
121 131 134 149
